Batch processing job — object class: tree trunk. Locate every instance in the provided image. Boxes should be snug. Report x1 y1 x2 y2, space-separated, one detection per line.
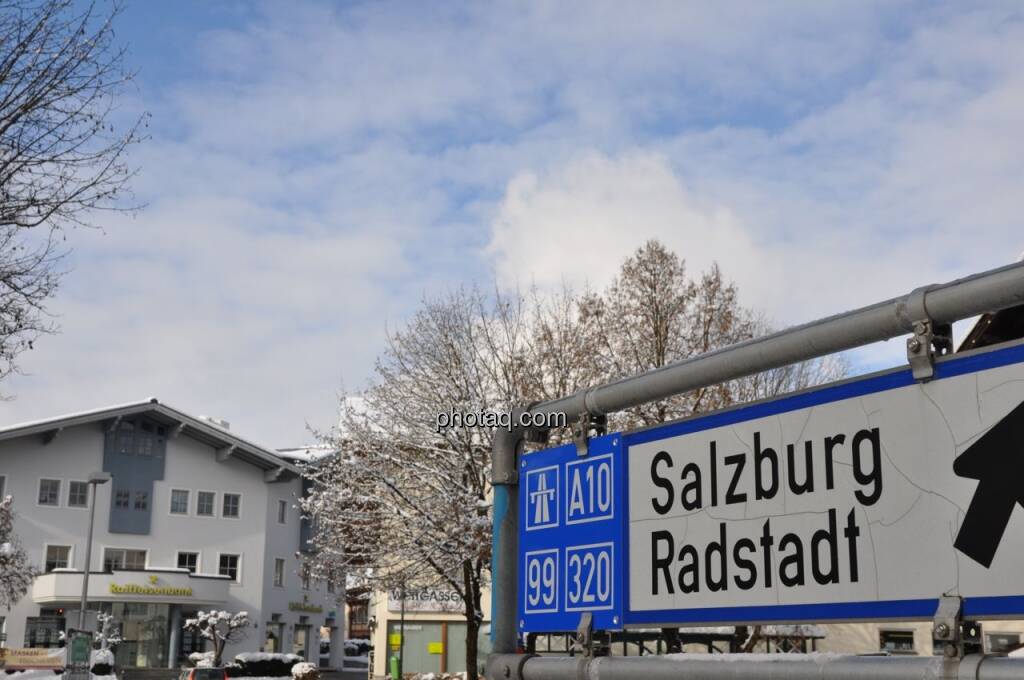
463 560 481 680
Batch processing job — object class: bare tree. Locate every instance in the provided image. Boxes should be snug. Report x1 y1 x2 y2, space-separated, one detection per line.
183 610 250 667
301 287 533 680
0 0 144 384
0 494 39 608
587 241 844 431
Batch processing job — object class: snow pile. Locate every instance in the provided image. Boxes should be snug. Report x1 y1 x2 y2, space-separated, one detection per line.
235 653 302 663
0 671 64 680
291 661 319 680
190 651 216 667
233 652 302 678
343 639 371 655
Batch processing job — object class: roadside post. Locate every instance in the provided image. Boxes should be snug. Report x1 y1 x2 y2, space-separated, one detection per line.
489 261 1024 680
64 629 93 680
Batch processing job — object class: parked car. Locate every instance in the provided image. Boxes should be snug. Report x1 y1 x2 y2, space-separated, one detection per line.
178 668 229 680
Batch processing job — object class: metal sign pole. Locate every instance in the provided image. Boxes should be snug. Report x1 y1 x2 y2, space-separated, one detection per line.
488 261 1024 680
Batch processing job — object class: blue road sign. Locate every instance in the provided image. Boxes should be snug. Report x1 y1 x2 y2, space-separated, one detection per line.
518 434 624 633
517 341 1024 633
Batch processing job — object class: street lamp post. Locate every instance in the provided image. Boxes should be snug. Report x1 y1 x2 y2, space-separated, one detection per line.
78 471 111 630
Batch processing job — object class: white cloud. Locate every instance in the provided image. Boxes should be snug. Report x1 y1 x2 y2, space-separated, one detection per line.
5 2 1024 443
488 152 766 298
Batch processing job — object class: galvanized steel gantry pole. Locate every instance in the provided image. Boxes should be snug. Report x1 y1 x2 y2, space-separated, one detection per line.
489 261 1024 680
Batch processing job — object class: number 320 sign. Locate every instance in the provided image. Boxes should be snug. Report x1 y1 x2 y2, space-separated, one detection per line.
518 434 624 632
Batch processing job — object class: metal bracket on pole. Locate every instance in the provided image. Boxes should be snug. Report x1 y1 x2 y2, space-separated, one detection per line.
899 286 953 382
573 413 607 457
934 594 964 659
573 613 594 657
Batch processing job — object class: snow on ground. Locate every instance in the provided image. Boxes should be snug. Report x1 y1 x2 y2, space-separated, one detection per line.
235 652 303 663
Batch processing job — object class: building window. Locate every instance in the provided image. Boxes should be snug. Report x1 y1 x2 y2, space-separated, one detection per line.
114 489 130 508
301 570 310 590
38 479 60 506
170 489 190 515
134 491 149 511
277 499 287 524
197 491 215 516
350 604 368 625
987 633 1021 654
0 475 5 497
223 493 240 518
274 558 285 587
104 548 147 571
177 552 199 573
219 554 240 582
68 481 89 508
327 580 335 594
880 630 916 655
44 545 70 572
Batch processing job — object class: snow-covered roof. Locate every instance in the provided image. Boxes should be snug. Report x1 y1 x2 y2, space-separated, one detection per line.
0 398 300 477
277 445 336 463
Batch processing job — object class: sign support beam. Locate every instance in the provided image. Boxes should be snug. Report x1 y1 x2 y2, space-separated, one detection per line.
489 652 1022 680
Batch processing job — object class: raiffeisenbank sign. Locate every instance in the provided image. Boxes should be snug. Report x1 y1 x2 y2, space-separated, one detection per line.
110 575 193 597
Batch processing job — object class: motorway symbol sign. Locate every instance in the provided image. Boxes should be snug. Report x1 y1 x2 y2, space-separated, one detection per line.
518 434 624 632
517 340 1024 633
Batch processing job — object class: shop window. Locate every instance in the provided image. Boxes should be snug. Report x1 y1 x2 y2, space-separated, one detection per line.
177 552 199 573
44 545 70 572
25 616 64 648
104 548 147 571
197 491 215 516
219 554 240 582
170 489 190 515
987 633 1021 654
223 493 241 518
68 481 89 508
880 630 916 655
38 479 60 506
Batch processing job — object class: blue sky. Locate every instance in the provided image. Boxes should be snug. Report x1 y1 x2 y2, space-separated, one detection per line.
5 1 1024 447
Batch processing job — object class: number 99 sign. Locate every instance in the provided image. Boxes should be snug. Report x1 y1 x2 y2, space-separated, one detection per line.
524 549 558 614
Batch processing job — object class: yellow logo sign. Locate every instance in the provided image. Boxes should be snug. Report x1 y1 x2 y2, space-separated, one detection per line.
110 582 192 597
149 575 159 585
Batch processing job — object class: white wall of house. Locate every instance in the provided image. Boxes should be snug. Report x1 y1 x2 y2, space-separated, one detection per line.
0 416 336 667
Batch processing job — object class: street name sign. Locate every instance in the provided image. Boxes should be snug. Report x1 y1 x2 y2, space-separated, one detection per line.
517 340 1024 632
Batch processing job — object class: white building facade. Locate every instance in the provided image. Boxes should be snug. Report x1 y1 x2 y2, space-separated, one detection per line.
0 400 344 670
